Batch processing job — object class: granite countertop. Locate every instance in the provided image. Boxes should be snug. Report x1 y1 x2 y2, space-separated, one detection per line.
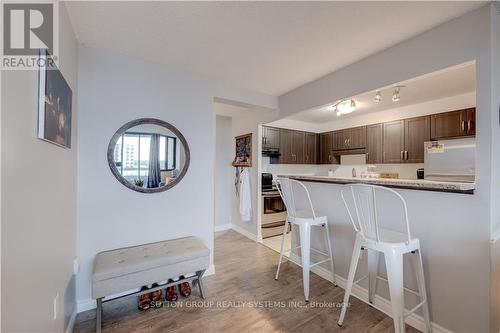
278 174 475 194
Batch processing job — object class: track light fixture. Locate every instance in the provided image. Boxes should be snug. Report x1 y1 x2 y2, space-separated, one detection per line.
392 86 404 102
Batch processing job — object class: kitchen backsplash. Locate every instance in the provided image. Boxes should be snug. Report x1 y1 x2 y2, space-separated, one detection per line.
262 155 423 180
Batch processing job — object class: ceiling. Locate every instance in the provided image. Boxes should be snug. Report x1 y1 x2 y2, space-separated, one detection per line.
65 1 484 96
287 62 476 123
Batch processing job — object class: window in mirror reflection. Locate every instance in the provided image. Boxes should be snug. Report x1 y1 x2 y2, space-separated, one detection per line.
113 131 177 184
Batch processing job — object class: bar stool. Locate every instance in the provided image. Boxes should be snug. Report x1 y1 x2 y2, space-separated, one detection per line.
337 184 431 333
274 177 336 301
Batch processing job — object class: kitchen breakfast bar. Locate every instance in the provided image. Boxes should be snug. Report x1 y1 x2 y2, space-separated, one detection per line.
277 174 488 333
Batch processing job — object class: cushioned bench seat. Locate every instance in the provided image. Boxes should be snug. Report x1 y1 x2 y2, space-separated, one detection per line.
92 236 209 332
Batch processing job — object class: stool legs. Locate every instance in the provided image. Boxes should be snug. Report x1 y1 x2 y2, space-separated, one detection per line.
338 235 363 326
196 270 206 299
275 220 336 302
324 222 337 286
385 250 405 333
275 221 290 280
368 250 379 304
411 249 431 333
298 222 311 301
96 298 103 333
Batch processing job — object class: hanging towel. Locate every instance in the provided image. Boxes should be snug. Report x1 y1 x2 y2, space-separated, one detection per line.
238 168 252 222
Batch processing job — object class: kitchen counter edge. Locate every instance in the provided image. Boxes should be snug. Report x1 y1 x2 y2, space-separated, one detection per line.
278 175 475 195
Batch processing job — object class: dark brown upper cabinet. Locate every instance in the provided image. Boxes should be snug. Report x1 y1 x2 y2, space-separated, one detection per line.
464 108 475 136
333 126 367 150
320 132 335 164
278 128 309 164
383 120 405 163
404 116 430 163
262 126 280 150
366 124 383 164
304 132 318 164
291 131 306 164
430 108 476 140
279 129 293 164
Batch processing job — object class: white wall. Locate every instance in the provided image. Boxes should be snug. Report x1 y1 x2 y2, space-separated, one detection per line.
214 116 234 228
230 110 277 239
266 118 323 133
1 3 79 332
76 47 215 310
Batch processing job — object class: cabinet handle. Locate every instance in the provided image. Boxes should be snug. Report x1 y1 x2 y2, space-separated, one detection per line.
405 151 408 160
400 151 404 161
366 152 369 162
461 121 465 132
467 120 472 132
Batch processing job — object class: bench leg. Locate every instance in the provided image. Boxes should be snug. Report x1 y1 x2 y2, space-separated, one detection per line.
196 270 206 299
96 298 103 333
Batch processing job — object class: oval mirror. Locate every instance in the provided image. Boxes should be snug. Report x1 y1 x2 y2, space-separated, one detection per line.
107 118 190 193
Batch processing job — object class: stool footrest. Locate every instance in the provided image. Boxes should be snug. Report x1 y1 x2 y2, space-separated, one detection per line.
310 258 332 268
404 300 426 318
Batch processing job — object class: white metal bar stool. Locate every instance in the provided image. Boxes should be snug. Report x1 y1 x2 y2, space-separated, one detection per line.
274 177 336 301
337 184 431 333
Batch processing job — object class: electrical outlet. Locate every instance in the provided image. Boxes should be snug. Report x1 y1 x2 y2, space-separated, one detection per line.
53 293 59 320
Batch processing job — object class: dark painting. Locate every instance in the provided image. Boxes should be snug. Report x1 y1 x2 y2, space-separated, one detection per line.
38 50 72 148
232 133 252 167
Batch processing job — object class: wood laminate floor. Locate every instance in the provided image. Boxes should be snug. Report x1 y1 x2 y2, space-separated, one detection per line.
74 230 418 333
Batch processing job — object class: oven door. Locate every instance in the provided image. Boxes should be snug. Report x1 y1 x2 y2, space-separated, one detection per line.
262 194 288 238
263 195 286 214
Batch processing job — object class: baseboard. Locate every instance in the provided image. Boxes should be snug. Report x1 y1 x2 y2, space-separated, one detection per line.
65 306 77 333
288 253 452 333
77 298 96 313
214 223 231 232
206 264 215 276
230 224 258 242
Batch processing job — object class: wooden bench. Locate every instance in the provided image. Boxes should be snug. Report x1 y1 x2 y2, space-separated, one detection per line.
92 236 209 332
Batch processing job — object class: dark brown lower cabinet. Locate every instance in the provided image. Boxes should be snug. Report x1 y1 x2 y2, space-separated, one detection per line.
383 120 404 163
366 124 383 164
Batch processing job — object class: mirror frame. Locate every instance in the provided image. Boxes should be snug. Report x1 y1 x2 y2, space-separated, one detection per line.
107 118 190 193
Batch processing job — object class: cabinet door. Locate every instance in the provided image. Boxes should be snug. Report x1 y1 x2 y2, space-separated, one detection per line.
291 131 305 164
304 133 318 164
263 126 280 149
279 129 293 164
366 124 383 164
404 116 430 163
320 132 334 164
348 126 367 149
333 130 348 150
430 110 466 139
465 108 476 136
383 120 404 163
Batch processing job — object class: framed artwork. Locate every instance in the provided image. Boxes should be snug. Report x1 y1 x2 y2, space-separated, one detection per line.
232 133 252 167
38 49 72 148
